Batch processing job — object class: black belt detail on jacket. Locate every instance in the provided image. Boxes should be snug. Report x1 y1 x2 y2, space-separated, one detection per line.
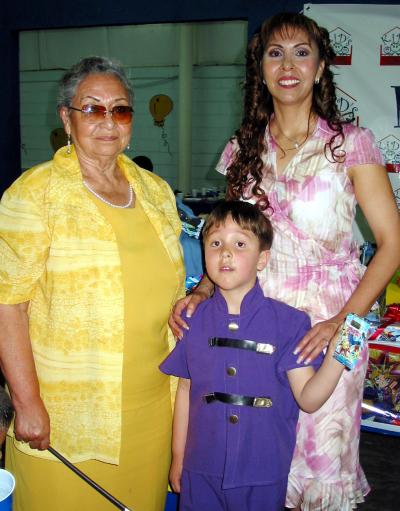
204 391 272 408
208 337 275 355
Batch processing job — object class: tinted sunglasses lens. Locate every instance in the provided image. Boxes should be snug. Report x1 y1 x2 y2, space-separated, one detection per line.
81 105 106 122
80 105 132 123
112 106 133 124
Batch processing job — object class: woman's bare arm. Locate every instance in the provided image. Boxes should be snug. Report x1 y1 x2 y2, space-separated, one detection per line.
296 163 400 363
0 303 50 450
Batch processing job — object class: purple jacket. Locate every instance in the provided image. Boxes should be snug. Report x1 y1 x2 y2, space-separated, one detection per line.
160 282 321 489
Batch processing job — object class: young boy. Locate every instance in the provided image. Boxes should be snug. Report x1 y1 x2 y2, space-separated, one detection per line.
160 201 345 511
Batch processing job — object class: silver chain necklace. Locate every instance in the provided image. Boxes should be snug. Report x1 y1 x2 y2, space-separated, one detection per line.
83 180 133 208
272 110 313 152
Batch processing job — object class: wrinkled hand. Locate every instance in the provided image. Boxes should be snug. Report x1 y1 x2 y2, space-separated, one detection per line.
14 397 50 450
295 317 342 364
168 291 208 340
169 457 183 493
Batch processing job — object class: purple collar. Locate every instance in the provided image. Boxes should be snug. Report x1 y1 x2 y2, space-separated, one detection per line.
212 281 266 318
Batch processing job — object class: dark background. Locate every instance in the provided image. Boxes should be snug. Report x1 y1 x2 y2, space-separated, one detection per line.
2 1 400 507
0 0 398 193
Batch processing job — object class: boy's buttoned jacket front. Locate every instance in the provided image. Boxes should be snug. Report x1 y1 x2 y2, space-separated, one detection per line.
161 283 321 489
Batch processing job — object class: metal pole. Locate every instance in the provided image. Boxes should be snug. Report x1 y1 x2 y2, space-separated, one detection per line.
178 24 193 194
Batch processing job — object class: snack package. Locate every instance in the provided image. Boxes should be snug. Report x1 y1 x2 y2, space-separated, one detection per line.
376 323 400 343
333 313 375 370
363 345 400 429
369 303 400 341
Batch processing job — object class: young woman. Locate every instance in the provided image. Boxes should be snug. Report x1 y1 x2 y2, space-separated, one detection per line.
170 12 400 510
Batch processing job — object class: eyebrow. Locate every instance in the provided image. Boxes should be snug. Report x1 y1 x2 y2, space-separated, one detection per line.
208 228 253 238
266 41 312 49
80 95 128 102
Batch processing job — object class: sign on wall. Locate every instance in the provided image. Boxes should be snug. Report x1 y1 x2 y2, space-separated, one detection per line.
305 3 400 193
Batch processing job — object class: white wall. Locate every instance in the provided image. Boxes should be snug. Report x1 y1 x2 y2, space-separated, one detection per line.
19 21 247 191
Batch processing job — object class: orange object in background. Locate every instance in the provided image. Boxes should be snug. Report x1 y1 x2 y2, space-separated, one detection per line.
149 95 173 126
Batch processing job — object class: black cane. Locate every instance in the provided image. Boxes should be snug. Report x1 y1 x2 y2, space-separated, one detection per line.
48 446 132 511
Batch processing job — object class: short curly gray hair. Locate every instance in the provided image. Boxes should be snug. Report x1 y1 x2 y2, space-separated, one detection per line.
57 56 134 109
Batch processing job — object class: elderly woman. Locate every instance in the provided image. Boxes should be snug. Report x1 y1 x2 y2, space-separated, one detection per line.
0 57 184 511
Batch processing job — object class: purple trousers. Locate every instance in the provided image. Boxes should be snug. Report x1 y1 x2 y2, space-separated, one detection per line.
179 470 287 511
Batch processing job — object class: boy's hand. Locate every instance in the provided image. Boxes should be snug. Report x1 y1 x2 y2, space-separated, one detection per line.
169 457 183 493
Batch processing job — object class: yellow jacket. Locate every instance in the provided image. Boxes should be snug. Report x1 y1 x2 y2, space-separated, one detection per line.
0 146 184 463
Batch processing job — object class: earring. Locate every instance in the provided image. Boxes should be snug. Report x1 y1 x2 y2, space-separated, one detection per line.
66 134 71 154
314 77 320 85
126 144 130 151
262 79 266 85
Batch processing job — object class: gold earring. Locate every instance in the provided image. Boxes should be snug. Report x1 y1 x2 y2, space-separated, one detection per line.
67 134 71 154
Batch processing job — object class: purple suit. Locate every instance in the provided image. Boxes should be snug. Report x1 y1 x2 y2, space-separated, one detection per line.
161 282 321 509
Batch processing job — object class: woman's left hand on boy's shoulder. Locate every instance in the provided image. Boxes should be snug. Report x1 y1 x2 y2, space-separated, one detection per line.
295 317 342 364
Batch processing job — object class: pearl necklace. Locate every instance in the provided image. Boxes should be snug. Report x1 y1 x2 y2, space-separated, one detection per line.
83 180 133 209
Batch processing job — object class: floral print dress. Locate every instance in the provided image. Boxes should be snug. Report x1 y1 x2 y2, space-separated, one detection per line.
216 117 384 510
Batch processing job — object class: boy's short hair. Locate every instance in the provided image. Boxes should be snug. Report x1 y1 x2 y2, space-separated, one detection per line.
202 201 273 250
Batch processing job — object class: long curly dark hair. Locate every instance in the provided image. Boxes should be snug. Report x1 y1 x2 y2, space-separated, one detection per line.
226 12 345 208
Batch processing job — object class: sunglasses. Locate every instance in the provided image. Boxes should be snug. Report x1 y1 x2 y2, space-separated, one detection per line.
69 104 133 124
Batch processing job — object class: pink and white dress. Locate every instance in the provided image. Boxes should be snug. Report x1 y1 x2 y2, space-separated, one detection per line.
216 117 384 510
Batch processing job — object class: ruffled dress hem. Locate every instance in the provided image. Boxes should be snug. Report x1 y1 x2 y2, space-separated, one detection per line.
285 473 371 510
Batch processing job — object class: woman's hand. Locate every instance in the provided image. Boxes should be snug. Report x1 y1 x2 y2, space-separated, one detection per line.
0 303 50 450
295 317 342 364
169 290 210 339
14 396 50 450
169 457 183 493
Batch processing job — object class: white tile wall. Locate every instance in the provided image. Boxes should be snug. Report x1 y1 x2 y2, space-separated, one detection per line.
20 65 244 189
19 22 246 190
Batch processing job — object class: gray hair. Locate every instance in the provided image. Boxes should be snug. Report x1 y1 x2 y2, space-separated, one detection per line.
57 56 134 110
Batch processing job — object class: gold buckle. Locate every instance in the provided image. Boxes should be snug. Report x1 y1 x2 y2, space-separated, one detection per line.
253 397 272 408
256 343 275 354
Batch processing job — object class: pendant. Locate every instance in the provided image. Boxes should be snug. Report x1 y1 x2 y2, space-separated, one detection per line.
228 321 239 331
294 142 299 149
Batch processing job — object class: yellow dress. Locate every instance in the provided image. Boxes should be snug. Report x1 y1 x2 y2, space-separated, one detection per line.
7 197 178 511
